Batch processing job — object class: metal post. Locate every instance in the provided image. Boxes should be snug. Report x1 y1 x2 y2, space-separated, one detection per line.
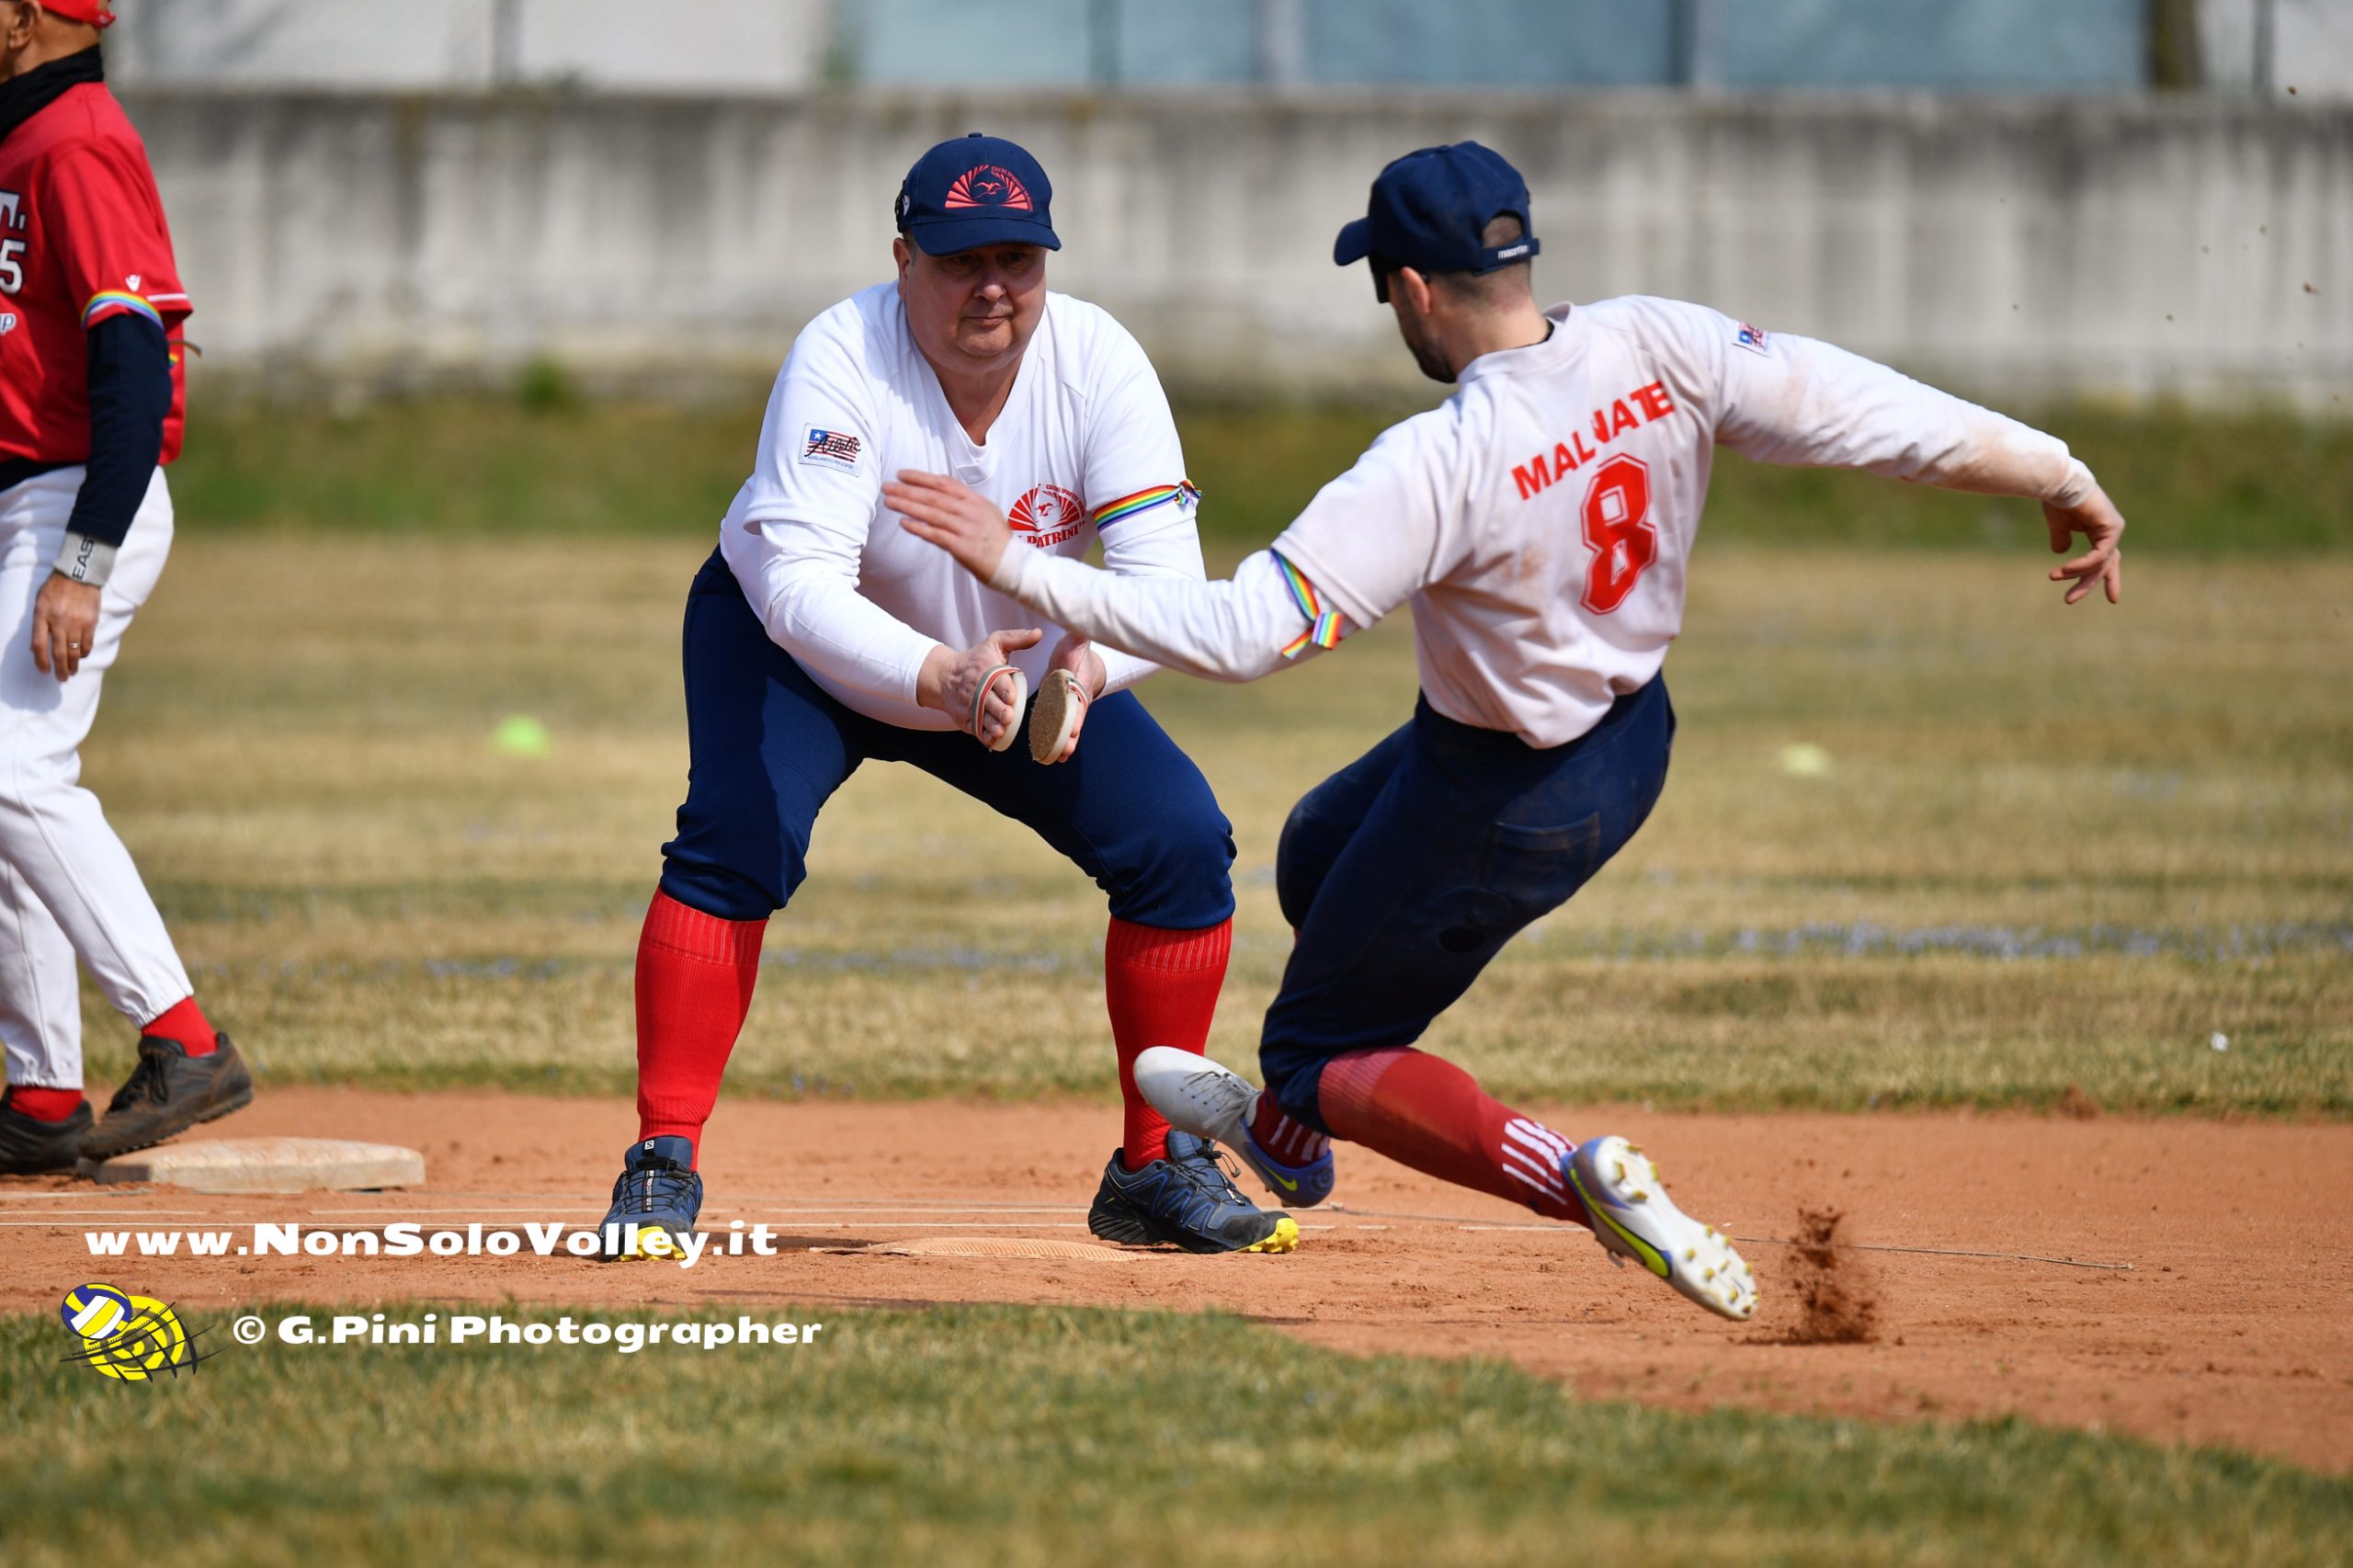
1669 0 1702 87
2149 0 2204 90
1257 0 1304 86
1090 0 1120 85
491 0 523 86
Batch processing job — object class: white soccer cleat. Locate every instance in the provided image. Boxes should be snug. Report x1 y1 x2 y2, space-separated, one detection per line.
1565 1134 1757 1322
1131 1046 1334 1207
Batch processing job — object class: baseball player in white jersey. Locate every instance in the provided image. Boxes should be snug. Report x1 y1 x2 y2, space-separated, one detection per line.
896 142 2127 1321
600 134 1293 1259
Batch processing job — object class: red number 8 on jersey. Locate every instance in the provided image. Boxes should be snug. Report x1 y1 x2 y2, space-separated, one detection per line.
1578 452 1657 615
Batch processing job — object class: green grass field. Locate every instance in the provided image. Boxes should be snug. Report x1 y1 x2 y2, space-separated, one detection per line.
5 1303 2346 1568
77 531 2351 1114
170 390 2353 552
19 398 2352 1556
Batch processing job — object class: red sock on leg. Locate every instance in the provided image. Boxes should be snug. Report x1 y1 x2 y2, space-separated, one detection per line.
1104 916 1232 1170
1317 1047 1590 1228
142 996 217 1058
633 890 766 1166
5 1085 85 1121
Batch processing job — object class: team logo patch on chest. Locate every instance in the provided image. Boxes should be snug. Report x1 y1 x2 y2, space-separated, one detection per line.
800 426 862 472
1008 483 1085 548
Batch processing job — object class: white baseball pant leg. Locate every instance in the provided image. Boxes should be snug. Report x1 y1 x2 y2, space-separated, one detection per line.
0 467 192 1092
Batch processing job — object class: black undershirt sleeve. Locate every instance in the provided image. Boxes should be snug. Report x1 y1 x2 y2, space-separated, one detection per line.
66 312 172 549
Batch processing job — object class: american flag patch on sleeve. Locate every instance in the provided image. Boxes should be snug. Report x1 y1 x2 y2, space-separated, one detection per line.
800 426 863 472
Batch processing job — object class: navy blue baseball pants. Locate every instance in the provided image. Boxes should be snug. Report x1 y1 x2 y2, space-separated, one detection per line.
658 551 1236 930
1258 678 1675 1131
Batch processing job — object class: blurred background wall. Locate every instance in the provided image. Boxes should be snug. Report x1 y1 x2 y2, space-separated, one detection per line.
90 0 2352 404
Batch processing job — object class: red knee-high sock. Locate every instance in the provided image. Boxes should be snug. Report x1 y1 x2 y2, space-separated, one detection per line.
1317 1047 1590 1228
634 891 766 1165
142 996 217 1057
4 1085 85 1120
1104 915 1232 1170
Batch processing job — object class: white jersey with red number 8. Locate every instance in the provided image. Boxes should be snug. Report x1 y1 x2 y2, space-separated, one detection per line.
995 294 2097 750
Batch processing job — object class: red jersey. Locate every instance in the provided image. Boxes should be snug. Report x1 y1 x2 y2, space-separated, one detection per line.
0 81 188 465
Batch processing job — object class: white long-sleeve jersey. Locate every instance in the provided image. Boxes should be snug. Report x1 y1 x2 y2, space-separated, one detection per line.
989 296 2097 749
721 282 1208 730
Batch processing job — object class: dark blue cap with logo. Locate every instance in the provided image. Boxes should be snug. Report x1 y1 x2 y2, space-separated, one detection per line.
894 132 1061 256
1334 142 1539 289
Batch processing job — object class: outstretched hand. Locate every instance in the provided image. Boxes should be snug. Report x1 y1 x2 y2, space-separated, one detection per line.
2043 485 2126 606
889 470 1010 585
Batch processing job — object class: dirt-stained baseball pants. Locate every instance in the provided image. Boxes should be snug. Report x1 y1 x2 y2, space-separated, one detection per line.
0 466 193 1092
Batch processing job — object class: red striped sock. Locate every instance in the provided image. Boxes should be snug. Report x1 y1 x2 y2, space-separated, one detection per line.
633 890 767 1165
1248 1094 1330 1165
5 1085 85 1121
1104 916 1232 1171
1317 1047 1589 1227
142 995 217 1057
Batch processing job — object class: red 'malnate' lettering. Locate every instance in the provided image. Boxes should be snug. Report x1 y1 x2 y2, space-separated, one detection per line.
1511 381 1679 504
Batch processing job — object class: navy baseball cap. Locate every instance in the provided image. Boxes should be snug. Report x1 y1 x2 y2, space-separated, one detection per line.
894 133 1061 256
1334 142 1539 297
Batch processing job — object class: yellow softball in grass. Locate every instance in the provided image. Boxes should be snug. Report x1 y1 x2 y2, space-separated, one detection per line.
62 1282 131 1342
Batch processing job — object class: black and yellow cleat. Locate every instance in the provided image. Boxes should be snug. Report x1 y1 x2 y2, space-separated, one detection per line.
1087 1131 1301 1255
597 1136 703 1260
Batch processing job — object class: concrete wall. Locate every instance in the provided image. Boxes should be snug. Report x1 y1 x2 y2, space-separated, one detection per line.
126 90 2351 405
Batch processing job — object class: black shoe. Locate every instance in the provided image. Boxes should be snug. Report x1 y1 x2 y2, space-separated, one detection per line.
1086 1131 1301 1255
597 1135 704 1260
0 1088 94 1175
80 1033 255 1162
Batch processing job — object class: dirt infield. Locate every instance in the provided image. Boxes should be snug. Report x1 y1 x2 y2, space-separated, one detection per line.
6 1088 2347 1473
